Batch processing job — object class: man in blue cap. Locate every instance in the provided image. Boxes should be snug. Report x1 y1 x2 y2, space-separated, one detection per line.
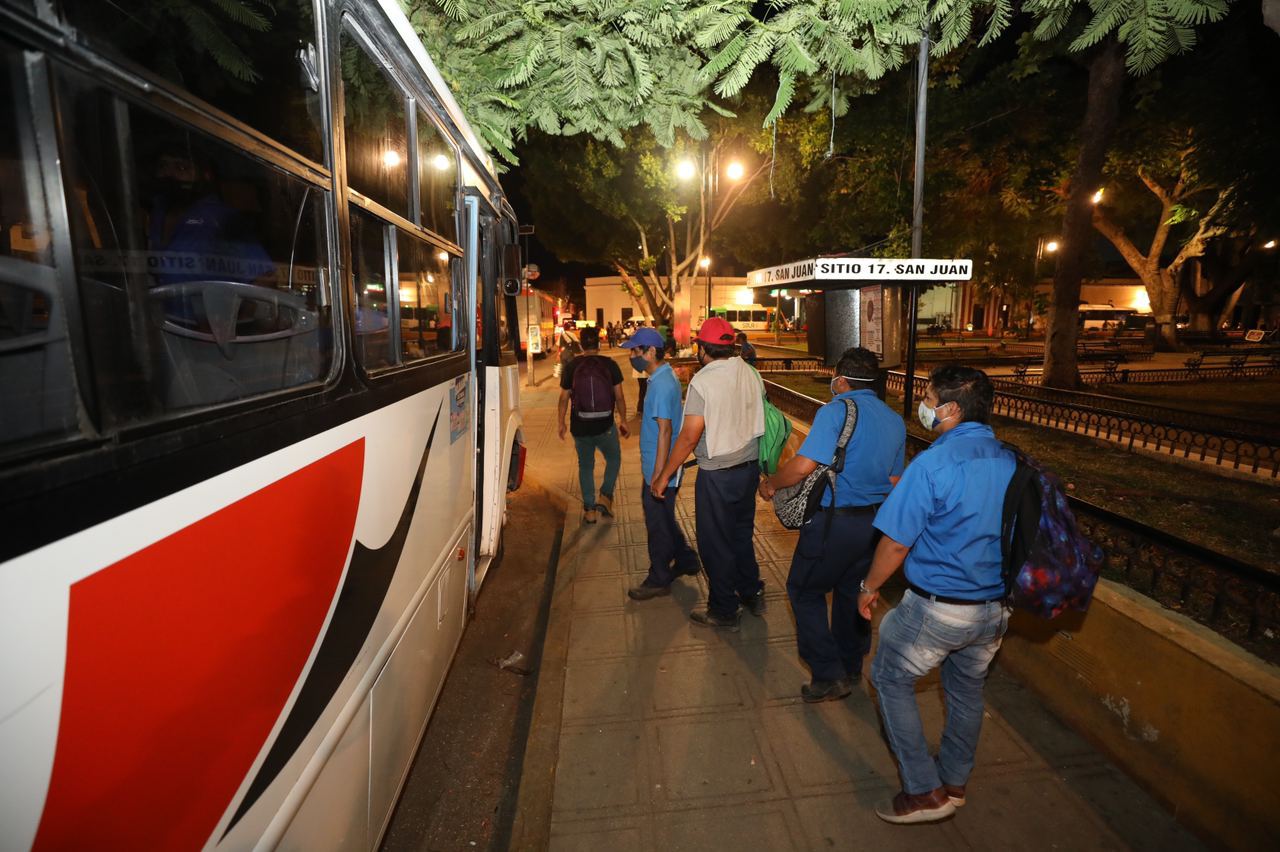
621 327 700 599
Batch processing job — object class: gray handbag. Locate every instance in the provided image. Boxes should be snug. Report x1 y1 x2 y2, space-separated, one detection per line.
771 399 858 530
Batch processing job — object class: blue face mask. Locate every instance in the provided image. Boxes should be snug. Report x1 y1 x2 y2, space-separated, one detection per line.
629 354 649 372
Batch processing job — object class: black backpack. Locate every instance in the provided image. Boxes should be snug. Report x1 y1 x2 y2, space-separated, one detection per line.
571 356 615 420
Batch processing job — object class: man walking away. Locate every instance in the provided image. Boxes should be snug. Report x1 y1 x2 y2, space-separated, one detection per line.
736 331 757 366
758 348 904 702
621 328 700 600
857 366 1015 824
652 318 765 630
559 326 629 523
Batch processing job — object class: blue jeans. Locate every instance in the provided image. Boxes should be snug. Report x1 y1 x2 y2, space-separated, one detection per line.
641 483 699 585
574 426 620 510
870 589 1010 795
694 462 762 618
786 510 876 682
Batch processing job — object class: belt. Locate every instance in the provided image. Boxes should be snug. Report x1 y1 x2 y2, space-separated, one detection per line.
709 459 757 471
820 504 880 516
908 583 1003 606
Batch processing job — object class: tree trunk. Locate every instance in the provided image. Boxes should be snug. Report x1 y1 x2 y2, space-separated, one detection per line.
1042 39 1126 389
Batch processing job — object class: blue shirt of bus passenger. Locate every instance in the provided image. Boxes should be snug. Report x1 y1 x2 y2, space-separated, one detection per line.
797 389 904 507
640 362 683 488
873 421 1016 600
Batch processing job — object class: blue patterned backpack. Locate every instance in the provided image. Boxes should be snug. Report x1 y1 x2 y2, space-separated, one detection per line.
999 444 1104 619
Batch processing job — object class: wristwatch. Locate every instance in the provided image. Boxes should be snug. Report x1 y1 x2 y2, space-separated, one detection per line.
859 579 877 595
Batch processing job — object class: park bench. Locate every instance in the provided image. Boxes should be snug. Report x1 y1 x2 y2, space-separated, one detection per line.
1011 360 1044 383
1182 351 1273 377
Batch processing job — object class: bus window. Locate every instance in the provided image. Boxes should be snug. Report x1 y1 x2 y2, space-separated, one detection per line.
59 0 324 163
0 47 81 449
56 67 333 422
350 207 392 369
725 310 738 323
752 310 767 323
396 231 453 360
341 27 410 218
416 110 457 244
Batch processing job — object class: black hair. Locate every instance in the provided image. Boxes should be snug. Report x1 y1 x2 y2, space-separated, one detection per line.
700 342 736 360
835 347 879 382
579 325 600 349
735 331 748 343
928 365 994 424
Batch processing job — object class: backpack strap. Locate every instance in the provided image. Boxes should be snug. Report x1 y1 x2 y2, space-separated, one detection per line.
999 442 1036 596
820 399 860 541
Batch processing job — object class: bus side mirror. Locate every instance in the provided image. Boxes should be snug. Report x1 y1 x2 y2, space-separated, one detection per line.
503 244 522 296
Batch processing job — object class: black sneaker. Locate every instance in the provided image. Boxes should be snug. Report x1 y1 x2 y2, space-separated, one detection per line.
801 678 853 703
742 586 767 617
627 582 671 601
690 609 741 631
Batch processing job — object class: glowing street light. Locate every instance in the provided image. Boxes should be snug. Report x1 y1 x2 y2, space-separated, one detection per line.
1265 239 1277 249
676 159 697 181
725 160 745 181
699 256 711 269
432 153 451 171
383 149 402 168
1092 188 1105 204
1045 240 1060 253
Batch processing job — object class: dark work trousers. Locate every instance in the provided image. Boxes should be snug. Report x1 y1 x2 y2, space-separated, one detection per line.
641 483 699 586
787 509 878 682
694 461 763 618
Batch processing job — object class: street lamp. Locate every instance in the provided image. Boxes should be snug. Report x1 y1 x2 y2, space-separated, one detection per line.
676 159 697 181
1092 188 1105 204
1265 239 1277 250
1028 237 1060 337
699 256 711 326
725 160 745 181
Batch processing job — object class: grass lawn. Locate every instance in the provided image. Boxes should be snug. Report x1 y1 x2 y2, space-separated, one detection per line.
1094 376 1280 424
765 373 1280 567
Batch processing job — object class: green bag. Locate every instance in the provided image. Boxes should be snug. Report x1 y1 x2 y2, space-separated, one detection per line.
755 369 792 475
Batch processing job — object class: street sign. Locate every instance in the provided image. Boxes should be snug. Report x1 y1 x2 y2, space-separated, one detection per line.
749 257 972 287
527 325 542 354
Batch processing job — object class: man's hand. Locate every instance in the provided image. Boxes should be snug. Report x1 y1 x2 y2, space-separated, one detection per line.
650 476 668 500
757 476 776 500
617 421 630 438
558 421 567 441
858 589 880 621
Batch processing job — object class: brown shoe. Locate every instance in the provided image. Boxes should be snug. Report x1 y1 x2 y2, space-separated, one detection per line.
943 783 966 808
875 788 956 824
596 493 614 518
583 508 598 524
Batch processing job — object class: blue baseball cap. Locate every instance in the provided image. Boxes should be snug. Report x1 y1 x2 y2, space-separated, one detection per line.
621 327 665 350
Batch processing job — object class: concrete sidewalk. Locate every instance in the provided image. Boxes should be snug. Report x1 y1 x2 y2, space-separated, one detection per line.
511 357 1202 852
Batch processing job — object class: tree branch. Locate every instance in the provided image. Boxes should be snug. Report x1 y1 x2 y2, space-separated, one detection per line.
1092 206 1154 283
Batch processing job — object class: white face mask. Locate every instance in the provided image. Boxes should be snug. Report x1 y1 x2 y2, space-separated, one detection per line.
918 400 940 431
830 376 875 397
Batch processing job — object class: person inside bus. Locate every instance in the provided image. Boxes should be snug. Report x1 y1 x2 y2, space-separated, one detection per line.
147 144 274 288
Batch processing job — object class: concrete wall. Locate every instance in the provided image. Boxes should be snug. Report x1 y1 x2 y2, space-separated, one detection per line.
585 276 751 326
999 582 1280 850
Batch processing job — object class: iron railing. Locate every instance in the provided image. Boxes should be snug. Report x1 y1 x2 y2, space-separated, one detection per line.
762 379 1280 662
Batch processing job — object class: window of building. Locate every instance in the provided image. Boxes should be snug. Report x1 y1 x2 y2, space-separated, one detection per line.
56 66 333 425
0 46 81 450
341 28 409 218
416 110 456 243
59 0 324 162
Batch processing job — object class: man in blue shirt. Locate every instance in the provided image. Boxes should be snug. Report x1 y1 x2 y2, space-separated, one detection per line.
857 365 1015 825
758 348 905 702
621 329 700 599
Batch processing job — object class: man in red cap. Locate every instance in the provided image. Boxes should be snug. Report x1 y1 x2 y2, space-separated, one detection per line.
651 317 765 629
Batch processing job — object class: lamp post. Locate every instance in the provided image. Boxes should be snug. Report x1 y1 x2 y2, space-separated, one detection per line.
700 256 712 326
1029 235 1059 337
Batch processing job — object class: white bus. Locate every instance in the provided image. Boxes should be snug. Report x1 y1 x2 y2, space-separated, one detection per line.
0 1 525 849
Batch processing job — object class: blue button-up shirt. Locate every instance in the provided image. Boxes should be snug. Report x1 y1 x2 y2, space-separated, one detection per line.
797 389 904 507
640 363 684 488
873 421 1016 599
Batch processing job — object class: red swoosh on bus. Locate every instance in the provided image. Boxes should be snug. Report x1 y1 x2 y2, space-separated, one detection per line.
31 440 364 852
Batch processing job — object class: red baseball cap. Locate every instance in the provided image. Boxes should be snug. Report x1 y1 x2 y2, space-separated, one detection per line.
695 317 736 345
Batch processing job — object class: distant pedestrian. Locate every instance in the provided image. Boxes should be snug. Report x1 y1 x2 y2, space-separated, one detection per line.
559 326 629 523
621 328 700 599
758 347 904 702
652 317 765 629
736 331 757 366
859 365 1015 824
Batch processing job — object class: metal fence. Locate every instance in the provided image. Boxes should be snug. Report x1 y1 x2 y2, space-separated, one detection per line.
762 379 1280 663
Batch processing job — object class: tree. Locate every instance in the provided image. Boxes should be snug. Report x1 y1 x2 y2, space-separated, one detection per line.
517 116 773 328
